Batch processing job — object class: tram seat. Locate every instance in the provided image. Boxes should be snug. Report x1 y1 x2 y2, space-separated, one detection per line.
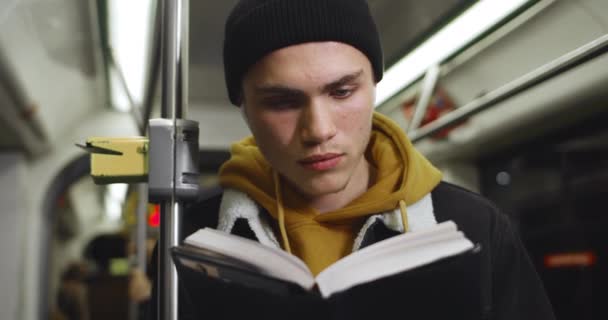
87 274 130 320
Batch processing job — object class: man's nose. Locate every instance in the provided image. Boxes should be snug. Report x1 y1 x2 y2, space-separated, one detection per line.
299 100 337 146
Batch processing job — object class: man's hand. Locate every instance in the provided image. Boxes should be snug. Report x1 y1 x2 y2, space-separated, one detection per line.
129 267 152 303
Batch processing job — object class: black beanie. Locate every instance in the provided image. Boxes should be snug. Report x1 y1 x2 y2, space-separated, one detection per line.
223 0 384 106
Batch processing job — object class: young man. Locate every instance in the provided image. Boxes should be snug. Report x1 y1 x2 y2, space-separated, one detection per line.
148 0 555 319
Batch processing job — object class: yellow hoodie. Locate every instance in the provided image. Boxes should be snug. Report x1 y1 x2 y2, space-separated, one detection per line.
219 112 441 275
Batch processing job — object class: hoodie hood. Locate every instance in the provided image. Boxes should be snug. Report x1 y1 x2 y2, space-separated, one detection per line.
219 112 441 219
314 112 442 222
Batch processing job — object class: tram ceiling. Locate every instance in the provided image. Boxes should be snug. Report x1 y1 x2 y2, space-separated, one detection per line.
187 0 474 106
0 0 102 156
0 0 474 153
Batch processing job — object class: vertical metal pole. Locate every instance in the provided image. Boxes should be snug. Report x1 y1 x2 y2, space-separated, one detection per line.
159 0 189 320
142 0 163 133
408 65 440 134
136 184 148 271
129 183 149 320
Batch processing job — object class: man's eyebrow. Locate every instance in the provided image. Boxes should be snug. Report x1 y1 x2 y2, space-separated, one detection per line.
253 85 304 97
253 70 364 96
321 70 363 93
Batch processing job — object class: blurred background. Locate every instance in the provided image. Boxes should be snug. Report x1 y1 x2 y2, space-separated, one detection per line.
0 0 606 319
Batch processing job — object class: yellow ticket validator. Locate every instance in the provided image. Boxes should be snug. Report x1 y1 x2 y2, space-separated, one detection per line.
81 137 149 184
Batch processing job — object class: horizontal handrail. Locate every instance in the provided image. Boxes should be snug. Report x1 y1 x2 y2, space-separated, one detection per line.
410 34 608 143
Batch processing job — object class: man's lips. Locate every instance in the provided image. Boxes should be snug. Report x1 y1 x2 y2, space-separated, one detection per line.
298 153 343 171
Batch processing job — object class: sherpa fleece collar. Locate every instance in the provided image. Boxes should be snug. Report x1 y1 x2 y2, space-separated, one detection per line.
216 188 438 251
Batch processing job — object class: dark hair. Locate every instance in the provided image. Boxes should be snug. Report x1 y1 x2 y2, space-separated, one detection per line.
84 233 127 271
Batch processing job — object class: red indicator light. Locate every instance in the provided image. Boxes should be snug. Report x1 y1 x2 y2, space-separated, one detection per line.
148 204 160 227
544 251 596 268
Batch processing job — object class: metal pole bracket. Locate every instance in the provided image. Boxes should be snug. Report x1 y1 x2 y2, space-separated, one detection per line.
148 118 199 202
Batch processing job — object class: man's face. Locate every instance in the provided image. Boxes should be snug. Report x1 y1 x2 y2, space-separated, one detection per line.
242 42 376 200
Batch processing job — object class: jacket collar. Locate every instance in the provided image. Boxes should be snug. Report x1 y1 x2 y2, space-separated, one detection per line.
217 188 437 251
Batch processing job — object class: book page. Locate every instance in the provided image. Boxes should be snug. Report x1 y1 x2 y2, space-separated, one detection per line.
317 221 458 278
184 228 315 290
319 230 463 279
354 221 458 256
315 221 474 298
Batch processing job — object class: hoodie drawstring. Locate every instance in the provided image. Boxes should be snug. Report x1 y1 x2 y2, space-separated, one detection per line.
398 200 409 233
273 170 292 253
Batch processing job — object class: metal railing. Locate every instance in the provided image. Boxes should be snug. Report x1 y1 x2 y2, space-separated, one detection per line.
409 34 608 143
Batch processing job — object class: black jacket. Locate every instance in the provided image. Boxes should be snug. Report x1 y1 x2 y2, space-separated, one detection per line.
147 182 555 320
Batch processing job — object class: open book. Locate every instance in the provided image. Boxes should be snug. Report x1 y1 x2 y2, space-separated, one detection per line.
171 220 476 298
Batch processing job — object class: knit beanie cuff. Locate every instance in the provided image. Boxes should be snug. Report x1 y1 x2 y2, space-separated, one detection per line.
223 0 384 106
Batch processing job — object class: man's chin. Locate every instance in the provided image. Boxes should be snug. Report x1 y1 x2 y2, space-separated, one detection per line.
299 180 347 198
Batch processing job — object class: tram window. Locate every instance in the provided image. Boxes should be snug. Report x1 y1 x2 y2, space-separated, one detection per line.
48 175 156 320
47 149 231 319
480 111 608 320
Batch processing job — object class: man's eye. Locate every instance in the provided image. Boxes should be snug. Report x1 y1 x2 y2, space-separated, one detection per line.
331 87 355 99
